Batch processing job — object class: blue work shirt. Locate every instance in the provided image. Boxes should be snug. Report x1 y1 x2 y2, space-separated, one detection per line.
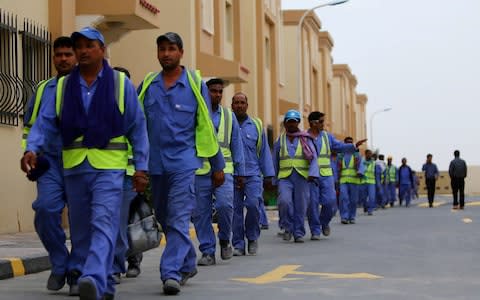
398 165 413 185
138 67 224 175
26 69 149 174
24 78 62 157
212 105 245 176
422 162 439 179
272 134 319 180
331 157 339 183
237 116 275 177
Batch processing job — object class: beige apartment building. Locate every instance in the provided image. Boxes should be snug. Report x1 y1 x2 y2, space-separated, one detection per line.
0 0 368 234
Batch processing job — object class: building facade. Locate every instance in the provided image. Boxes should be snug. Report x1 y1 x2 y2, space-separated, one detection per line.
0 0 368 234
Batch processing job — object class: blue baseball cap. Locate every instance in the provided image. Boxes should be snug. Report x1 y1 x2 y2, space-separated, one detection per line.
71 27 105 45
284 109 301 122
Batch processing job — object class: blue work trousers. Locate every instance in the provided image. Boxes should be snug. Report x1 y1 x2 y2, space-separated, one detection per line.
232 175 262 250
339 183 359 221
359 184 376 213
151 171 197 282
65 171 123 298
192 173 233 255
376 183 386 207
277 170 309 239
386 183 397 204
307 176 337 236
112 175 137 274
258 195 268 226
32 154 68 276
399 184 412 207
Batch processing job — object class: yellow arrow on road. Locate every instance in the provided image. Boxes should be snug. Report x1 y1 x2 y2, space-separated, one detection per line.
231 265 382 284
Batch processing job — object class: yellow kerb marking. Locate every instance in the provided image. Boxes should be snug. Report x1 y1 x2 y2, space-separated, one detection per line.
160 224 218 246
7 258 25 277
231 265 382 284
462 218 473 223
466 201 480 207
418 201 446 208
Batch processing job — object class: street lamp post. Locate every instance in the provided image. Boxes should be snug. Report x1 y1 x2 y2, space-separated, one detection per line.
297 0 349 121
369 107 392 150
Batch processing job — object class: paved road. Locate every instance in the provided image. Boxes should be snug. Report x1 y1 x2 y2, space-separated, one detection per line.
1 196 479 299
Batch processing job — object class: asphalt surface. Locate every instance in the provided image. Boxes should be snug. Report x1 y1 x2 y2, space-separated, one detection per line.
0 195 479 299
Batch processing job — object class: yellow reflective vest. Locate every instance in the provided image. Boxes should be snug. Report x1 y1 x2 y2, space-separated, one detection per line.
339 155 361 184
317 131 333 177
55 71 128 170
278 134 309 179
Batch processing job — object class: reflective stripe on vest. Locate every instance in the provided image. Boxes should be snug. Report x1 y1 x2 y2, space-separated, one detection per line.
317 131 333 176
137 69 219 158
278 134 309 179
126 143 134 176
55 71 128 170
251 117 263 156
362 160 376 184
22 78 55 150
339 156 360 184
386 165 396 183
196 106 233 175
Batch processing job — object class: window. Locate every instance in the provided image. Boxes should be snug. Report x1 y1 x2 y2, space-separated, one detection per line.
201 0 214 34
265 37 271 69
225 1 233 43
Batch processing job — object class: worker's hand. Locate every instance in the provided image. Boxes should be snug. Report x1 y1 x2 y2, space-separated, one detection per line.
307 176 316 182
263 177 274 191
212 170 225 188
355 139 368 148
235 176 245 189
133 171 149 193
20 151 37 174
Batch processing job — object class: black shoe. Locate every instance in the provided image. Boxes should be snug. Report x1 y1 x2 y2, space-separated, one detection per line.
163 279 180 295
248 240 258 255
179 268 198 286
260 224 269 230
390 202 394 207
349 219 356 224
294 237 305 243
112 273 121 285
220 241 233 260
68 270 81 296
126 265 141 278
197 253 216 266
233 248 245 256
341 219 349 224
103 293 115 300
322 225 331 237
78 278 97 300
283 231 293 241
47 273 66 291
429 203 433 208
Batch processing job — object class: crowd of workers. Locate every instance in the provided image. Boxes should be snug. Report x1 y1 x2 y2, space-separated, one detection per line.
18 27 468 300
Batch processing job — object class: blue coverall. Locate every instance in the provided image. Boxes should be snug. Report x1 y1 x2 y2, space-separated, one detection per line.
306 131 356 236
232 116 275 251
24 78 69 278
139 67 224 283
358 159 382 214
192 106 245 256
27 70 149 298
273 136 318 239
338 152 364 222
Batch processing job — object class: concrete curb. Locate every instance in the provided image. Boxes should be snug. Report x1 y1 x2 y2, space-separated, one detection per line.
0 254 50 280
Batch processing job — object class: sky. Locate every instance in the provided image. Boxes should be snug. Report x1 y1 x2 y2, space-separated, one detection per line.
281 0 479 171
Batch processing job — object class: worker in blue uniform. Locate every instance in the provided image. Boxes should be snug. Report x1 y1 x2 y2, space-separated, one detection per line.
337 137 364 224
192 78 245 266
273 110 318 243
306 112 364 239
137 32 225 295
231 92 274 255
385 156 397 207
359 149 382 215
21 36 76 292
21 27 149 300
398 158 414 207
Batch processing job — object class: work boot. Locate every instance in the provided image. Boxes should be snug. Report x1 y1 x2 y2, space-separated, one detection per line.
47 273 66 291
310 235 321 241
341 219 349 224
349 219 356 224
247 240 258 255
126 265 141 278
103 293 115 300
294 237 305 243
260 224 269 230
179 268 198 286
112 273 121 285
78 277 97 300
68 270 81 296
163 279 180 295
220 240 233 260
197 253 216 266
322 225 331 237
282 231 292 241
233 248 245 256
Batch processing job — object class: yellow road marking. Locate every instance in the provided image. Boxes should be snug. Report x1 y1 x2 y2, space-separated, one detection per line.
231 265 382 284
6 258 25 277
462 218 473 223
466 201 480 207
418 201 446 208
